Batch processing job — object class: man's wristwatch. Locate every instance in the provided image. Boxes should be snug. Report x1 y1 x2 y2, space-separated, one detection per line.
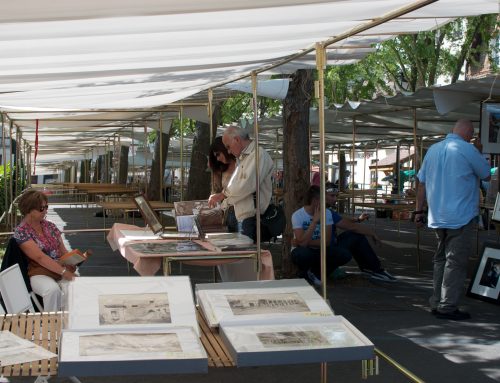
60 267 67 276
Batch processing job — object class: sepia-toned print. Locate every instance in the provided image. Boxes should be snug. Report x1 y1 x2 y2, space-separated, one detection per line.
225 292 310 315
79 333 181 356
129 241 207 254
257 330 330 348
99 293 171 325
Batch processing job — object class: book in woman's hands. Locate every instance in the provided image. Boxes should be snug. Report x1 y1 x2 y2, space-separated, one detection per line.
59 249 92 266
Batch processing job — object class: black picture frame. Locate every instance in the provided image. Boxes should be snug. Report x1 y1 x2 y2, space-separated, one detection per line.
480 102 500 154
133 193 163 234
467 241 500 305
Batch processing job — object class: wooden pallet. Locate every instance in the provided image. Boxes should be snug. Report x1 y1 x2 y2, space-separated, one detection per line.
0 309 234 377
197 309 235 368
0 312 61 377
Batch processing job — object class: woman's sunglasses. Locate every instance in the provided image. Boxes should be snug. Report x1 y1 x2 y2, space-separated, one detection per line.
39 205 49 212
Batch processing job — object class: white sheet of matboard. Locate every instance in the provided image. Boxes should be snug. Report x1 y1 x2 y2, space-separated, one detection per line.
58 327 207 376
219 315 373 367
66 276 199 336
195 279 334 328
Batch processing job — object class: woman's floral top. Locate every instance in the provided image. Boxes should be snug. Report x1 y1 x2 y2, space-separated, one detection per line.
14 219 62 260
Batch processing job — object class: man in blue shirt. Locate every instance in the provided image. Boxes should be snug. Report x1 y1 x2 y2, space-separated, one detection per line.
416 119 490 320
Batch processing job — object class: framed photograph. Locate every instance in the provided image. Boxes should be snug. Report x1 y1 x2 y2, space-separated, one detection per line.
480 102 500 154
467 242 500 304
196 279 334 328
133 193 163 234
66 276 200 335
58 327 207 376
492 193 500 222
219 316 373 367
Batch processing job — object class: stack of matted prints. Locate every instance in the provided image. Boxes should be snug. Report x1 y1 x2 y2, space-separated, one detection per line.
196 279 374 367
58 276 207 376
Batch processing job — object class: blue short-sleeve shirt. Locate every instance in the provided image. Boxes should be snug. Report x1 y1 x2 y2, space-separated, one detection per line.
417 133 490 228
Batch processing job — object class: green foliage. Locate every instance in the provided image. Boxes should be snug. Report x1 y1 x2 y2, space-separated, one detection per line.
324 15 499 102
147 117 196 142
221 93 282 124
0 163 12 217
325 54 394 104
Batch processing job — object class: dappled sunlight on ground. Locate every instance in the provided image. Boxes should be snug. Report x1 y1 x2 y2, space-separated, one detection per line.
392 323 500 380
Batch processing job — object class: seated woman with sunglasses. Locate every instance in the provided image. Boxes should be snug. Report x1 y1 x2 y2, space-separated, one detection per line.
13 189 77 311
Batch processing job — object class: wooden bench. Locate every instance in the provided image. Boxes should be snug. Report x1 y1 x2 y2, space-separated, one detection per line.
0 309 234 377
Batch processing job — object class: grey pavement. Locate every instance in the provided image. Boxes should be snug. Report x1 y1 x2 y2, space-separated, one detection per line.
14 204 499 383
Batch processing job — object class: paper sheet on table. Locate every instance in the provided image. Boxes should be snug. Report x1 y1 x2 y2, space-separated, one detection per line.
0 330 57 366
119 229 159 240
176 215 196 233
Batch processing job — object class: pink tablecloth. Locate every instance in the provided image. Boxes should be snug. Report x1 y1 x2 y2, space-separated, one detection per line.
107 223 274 280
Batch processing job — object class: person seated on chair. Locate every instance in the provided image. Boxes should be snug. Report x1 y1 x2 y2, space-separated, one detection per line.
325 182 396 282
13 189 77 311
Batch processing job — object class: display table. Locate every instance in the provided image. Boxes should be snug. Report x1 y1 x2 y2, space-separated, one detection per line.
107 223 274 280
0 311 234 378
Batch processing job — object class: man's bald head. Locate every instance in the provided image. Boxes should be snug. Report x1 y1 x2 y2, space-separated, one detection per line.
452 119 474 142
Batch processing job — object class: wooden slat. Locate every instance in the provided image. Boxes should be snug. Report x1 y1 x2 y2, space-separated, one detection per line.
31 313 42 376
196 309 234 368
39 314 50 375
0 314 13 376
7 314 20 376
197 311 223 367
48 313 60 375
0 309 236 377
22 314 34 376
11 314 26 376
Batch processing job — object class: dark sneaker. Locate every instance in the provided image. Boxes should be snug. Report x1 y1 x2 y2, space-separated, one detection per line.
435 309 471 321
369 269 397 282
329 267 348 280
306 270 322 287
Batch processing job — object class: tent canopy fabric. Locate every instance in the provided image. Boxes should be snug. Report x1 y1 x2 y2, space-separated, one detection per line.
0 0 497 172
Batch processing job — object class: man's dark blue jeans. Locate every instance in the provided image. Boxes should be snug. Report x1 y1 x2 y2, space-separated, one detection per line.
291 231 382 279
336 231 381 272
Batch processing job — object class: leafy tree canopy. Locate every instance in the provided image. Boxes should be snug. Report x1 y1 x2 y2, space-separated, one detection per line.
324 14 498 105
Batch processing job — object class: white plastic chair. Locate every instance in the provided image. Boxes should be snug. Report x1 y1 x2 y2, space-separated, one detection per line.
0 264 43 313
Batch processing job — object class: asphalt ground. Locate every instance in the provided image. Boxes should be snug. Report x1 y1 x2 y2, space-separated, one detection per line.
10 202 500 383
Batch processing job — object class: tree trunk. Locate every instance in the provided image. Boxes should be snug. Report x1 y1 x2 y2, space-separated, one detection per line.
118 145 130 184
185 103 221 200
92 155 102 183
466 14 497 78
79 159 91 183
147 130 171 201
186 125 212 201
281 69 314 277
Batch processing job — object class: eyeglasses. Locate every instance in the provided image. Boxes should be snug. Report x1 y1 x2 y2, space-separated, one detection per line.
39 205 49 212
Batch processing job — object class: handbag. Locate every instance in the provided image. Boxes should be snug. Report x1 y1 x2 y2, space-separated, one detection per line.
260 203 285 241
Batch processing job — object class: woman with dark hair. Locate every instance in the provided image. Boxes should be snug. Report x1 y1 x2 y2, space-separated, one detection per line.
208 136 238 232
13 189 77 311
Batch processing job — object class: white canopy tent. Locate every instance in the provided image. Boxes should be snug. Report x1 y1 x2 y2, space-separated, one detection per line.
0 0 497 172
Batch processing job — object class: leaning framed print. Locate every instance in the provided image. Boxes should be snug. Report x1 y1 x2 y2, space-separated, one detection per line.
467 241 500 305
133 193 163 234
480 102 500 154
492 192 500 222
